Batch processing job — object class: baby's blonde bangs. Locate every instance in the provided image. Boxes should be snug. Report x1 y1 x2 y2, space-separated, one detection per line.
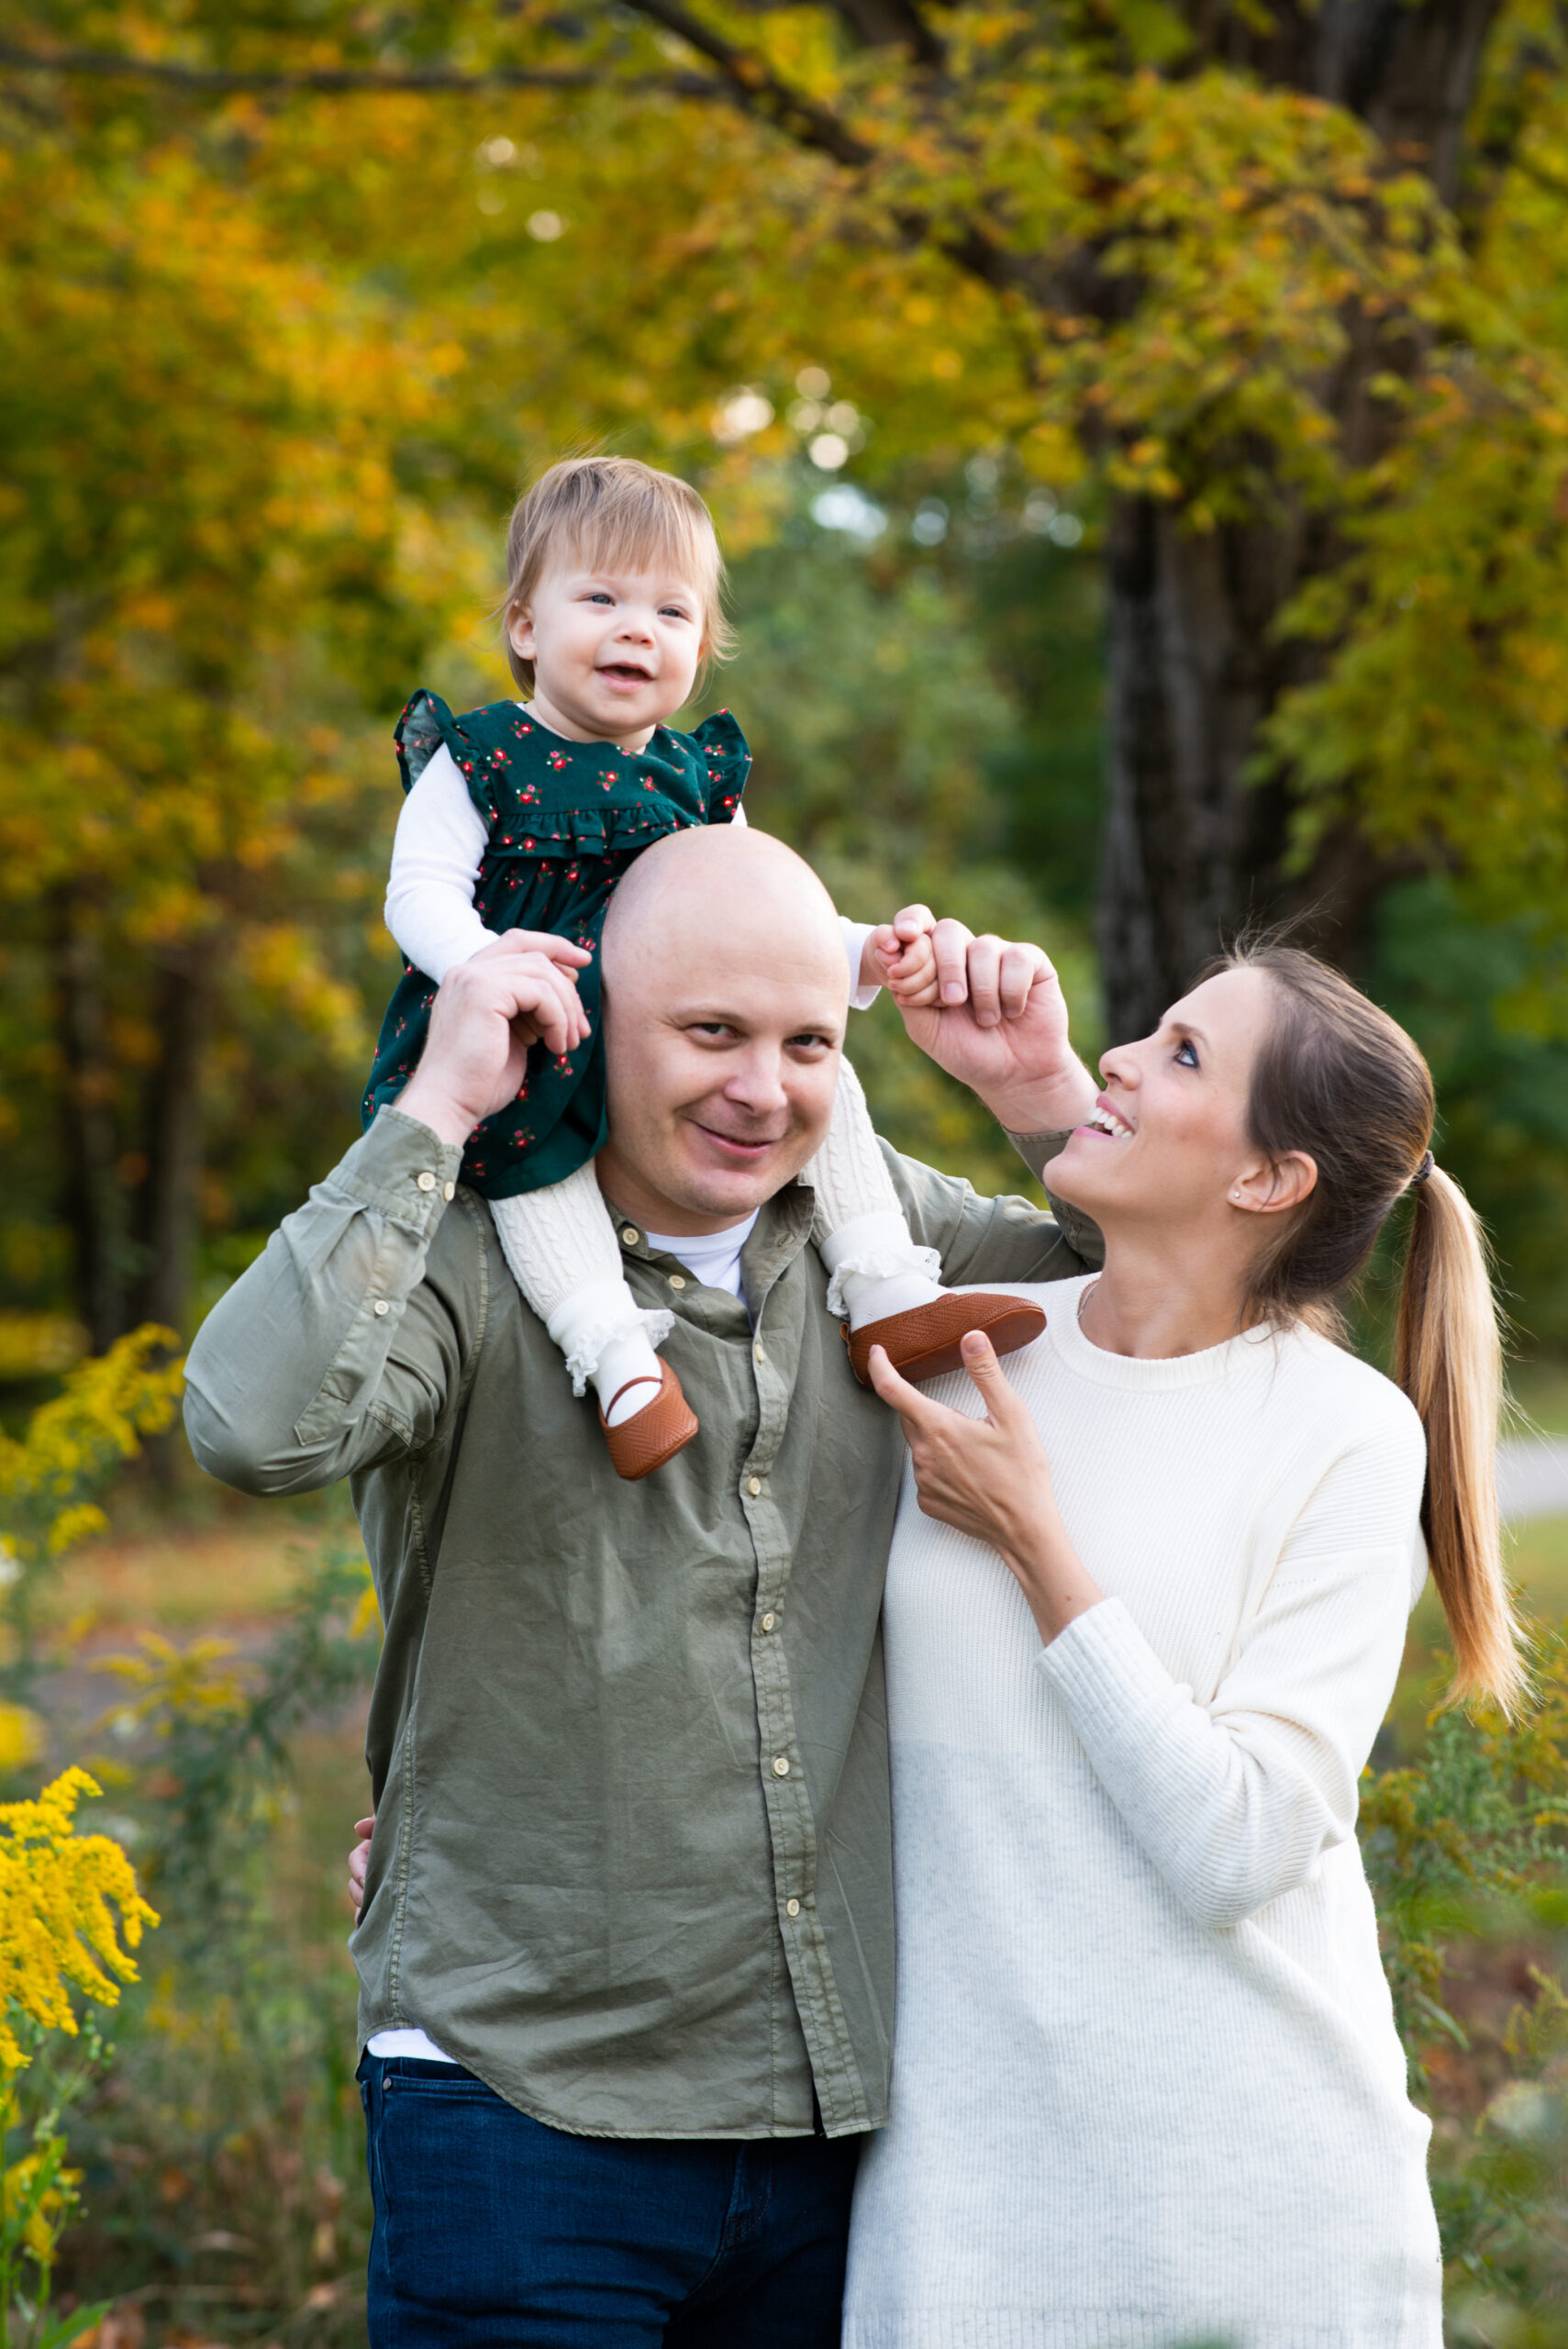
502 456 734 692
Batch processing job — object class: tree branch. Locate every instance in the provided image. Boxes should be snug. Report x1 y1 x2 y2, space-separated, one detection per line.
617 0 1044 294
617 0 876 165
822 0 946 72
0 39 717 99
0 23 1043 308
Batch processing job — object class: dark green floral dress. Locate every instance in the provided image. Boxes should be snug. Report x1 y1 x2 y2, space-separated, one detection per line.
362 691 750 1198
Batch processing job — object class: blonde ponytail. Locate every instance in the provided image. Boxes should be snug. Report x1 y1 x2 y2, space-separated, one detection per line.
1395 1167 1524 1714
1220 941 1524 1716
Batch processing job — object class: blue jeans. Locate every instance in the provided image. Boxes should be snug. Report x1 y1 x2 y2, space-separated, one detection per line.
359 2054 862 2346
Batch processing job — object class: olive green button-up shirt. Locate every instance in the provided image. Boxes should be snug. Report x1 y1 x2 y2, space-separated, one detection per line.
183 1108 1095 2141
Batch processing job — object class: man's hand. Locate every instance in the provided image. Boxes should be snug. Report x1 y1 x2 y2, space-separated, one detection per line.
895 928 1097 1135
396 940 591 1150
349 1813 374 1919
473 929 593 978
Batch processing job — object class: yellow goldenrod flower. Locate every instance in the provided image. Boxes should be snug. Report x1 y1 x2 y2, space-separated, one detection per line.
0 1705 41 1777
0 1327 183 1578
1 2138 80 2263
0 1766 158 2087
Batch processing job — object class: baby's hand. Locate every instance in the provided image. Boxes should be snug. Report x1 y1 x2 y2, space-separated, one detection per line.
872 905 951 1010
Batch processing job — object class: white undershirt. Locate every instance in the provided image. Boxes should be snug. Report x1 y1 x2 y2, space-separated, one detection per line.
364 1208 761 2068
385 734 880 1006
642 1211 757 1301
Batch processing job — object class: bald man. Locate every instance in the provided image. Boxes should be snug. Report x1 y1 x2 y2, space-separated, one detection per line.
183 825 1099 2348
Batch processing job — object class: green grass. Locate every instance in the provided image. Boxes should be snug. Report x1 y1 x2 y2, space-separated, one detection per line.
1511 1512 1568 1620
1386 1515 1568 1755
1509 1360 1568 1438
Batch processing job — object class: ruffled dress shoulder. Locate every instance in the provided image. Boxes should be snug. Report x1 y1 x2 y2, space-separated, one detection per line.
363 692 751 1199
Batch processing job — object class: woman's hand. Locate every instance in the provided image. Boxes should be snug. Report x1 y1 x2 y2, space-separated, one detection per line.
867 1328 1105 1645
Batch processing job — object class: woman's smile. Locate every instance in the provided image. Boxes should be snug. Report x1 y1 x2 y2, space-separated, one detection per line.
1078 1092 1134 1141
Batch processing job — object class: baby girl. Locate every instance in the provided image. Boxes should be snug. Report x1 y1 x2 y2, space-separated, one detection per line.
362 455 1042 1476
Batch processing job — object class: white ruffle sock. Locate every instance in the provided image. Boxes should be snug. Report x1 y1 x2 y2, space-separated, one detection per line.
490 1163 673 1428
807 1058 944 1331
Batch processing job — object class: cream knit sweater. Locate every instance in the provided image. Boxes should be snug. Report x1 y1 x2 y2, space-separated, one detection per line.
842 1275 1442 2349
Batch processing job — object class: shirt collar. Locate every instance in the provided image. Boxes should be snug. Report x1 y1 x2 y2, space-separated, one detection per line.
606 1180 816 1306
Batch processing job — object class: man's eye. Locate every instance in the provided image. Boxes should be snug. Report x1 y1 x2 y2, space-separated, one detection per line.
789 1034 830 1052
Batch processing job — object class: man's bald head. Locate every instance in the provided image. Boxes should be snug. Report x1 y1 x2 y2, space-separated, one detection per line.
601 822 847 998
595 824 851 1236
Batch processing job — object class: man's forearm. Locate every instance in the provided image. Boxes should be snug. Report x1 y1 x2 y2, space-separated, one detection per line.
1004 1127 1105 1266
183 1109 465 1497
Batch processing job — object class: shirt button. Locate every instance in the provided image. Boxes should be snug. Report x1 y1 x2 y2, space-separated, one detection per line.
668 1273 687 1291
785 1898 801 1919
761 1612 776 1632
443 1182 455 1201
416 1171 437 1192
772 1756 790 1777
747 1476 762 1497
373 1300 390 1317
620 1226 639 1247
753 1341 766 1364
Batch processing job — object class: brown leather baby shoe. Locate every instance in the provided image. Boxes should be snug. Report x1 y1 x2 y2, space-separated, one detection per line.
847 1292 1046 1387
599 1360 700 1480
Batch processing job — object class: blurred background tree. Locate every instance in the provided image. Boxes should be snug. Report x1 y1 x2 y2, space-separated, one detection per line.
5 3 1568 2335
2 0 1567 1343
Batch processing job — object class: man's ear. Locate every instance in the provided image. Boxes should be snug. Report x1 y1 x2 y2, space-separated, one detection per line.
1229 1151 1318 1218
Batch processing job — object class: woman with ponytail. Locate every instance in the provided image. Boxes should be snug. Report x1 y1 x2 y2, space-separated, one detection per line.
844 943 1514 2349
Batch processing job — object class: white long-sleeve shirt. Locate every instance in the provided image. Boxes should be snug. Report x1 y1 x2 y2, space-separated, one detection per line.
386 740 880 1006
843 1275 1442 2349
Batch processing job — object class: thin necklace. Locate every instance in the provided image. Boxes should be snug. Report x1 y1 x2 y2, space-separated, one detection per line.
1076 1278 1099 1326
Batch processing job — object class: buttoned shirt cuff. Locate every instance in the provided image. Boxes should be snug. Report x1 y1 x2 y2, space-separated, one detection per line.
1006 1129 1105 1266
329 1106 467 1234
840 917 881 1010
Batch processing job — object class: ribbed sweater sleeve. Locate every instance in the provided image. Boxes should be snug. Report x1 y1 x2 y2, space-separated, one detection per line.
1036 1409 1426 1929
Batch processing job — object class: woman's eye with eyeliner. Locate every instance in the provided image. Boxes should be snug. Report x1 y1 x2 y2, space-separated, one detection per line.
1174 1040 1198 1068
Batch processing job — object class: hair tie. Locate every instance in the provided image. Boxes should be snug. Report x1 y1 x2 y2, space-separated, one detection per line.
1410 1149 1434 1188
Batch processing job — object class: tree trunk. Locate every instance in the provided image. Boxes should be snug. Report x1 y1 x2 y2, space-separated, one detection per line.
135 948 211 1339
1098 497 1307 1038
1095 0 1501 1041
53 890 131 1353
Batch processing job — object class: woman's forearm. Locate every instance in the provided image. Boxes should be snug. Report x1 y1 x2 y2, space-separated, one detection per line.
1002 1510 1106 1647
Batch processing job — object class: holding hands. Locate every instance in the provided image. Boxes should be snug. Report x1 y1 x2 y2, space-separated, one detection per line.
869 906 1045 1029
866 906 1095 1135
